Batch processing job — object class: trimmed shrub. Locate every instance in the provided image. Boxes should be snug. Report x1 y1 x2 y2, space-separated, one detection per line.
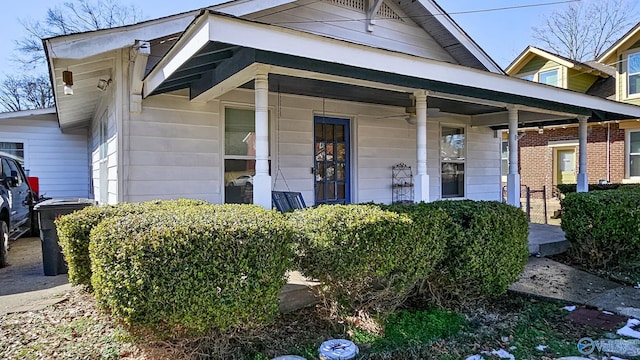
90 204 292 334
561 191 640 269
424 200 529 304
288 204 447 315
56 199 209 287
555 183 640 195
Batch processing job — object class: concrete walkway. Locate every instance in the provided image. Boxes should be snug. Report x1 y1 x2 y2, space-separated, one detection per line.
510 257 640 319
0 237 71 315
527 223 570 256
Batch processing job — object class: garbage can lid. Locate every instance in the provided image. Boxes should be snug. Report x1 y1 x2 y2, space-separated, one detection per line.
34 198 96 211
272 356 307 360
319 339 359 360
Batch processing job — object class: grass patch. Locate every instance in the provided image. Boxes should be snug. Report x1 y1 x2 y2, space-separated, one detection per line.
351 308 466 352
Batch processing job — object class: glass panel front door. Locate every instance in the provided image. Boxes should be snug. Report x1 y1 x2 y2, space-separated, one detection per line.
557 149 576 185
314 116 350 204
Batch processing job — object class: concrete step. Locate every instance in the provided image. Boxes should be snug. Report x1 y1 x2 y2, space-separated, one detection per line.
278 271 320 313
528 223 570 256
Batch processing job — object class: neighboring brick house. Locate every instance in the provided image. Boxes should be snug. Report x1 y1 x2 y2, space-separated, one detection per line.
505 46 640 196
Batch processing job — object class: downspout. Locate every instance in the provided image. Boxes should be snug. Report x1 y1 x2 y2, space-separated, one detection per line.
607 122 610 182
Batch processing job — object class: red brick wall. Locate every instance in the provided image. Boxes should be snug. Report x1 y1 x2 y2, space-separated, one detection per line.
516 123 625 197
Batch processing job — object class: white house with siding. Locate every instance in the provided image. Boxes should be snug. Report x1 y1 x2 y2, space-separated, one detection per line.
0 108 89 198
43 0 640 208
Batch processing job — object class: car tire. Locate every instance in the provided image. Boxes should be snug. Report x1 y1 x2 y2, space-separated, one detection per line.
0 220 9 268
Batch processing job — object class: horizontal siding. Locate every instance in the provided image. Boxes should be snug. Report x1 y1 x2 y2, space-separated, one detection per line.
129 89 503 205
0 115 89 198
247 0 456 63
466 125 501 201
128 94 221 203
567 69 598 93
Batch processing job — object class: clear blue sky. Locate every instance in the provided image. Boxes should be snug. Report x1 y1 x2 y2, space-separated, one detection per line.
0 0 582 75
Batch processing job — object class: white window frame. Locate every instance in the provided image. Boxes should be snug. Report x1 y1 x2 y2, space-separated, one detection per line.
0 139 27 168
440 125 466 199
538 68 560 87
626 50 640 99
500 138 509 182
627 129 640 178
220 102 275 204
98 109 108 160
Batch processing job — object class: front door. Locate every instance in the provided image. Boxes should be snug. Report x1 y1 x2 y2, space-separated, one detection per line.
556 149 576 185
314 116 350 205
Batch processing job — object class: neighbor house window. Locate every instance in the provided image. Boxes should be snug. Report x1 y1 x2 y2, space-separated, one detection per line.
539 69 559 86
224 108 270 204
441 126 465 198
501 140 509 177
520 74 534 81
628 52 640 96
630 130 640 177
0 142 25 165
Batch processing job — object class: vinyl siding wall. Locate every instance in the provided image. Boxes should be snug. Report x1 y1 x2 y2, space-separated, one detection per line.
0 114 89 198
127 89 501 204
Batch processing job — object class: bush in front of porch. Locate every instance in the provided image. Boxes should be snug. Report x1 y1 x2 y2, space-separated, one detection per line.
384 201 529 307
56 199 209 288
88 204 293 335
288 204 449 316
561 190 640 270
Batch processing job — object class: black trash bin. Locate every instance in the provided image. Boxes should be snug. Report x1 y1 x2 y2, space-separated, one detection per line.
34 198 95 276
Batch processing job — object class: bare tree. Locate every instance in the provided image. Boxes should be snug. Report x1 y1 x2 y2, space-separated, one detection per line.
24 75 54 109
0 76 25 112
0 0 142 112
532 0 638 61
16 0 143 69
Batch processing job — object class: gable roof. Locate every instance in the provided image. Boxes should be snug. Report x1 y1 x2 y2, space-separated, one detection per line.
598 21 640 65
506 46 611 78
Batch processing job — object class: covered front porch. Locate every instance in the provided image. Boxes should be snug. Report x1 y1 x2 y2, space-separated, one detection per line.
138 12 640 209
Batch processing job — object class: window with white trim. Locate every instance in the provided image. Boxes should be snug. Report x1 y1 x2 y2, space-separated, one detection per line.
501 140 509 177
630 130 640 177
539 69 559 87
224 107 270 204
628 52 640 96
441 126 465 198
0 142 25 165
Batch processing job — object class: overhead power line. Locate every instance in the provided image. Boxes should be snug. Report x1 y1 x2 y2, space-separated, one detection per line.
268 0 581 25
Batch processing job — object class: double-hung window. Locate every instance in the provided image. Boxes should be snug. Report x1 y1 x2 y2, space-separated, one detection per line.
628 52 640 97
630 130 640 177
224 108 270 204
0 142 25 165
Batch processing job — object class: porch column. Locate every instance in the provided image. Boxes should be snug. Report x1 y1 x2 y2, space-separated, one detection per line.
577 116 589 193
506 105 521 208
414 90 430 202
253 68 272 209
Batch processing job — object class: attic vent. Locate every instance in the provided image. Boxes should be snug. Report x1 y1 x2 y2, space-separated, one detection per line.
326 0 403 21
378 3 402 21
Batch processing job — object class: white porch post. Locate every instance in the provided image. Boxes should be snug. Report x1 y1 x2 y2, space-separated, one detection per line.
506 106 521 208
253 68 272 209
577 116 589 193
414 90 430 202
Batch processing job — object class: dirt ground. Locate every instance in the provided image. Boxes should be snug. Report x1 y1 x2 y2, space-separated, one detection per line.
0 236 71 315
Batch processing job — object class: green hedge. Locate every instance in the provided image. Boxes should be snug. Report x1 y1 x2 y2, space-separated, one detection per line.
556 183 640 195
561 191 640 269
90 204 292 333
288 204 447 315
424 200 529 304
56 199 208 287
